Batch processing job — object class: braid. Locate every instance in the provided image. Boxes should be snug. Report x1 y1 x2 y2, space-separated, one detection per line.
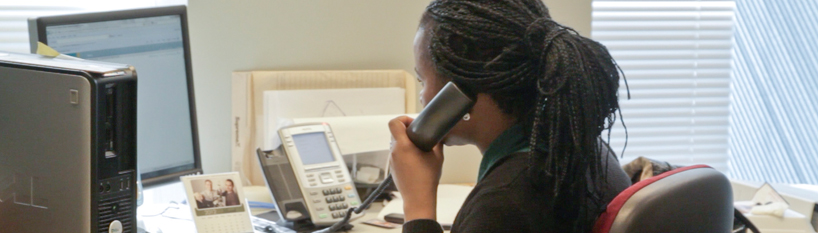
423 1 628 232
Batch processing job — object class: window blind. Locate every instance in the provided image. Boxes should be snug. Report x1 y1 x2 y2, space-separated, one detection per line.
0 4 80 53
729 0 818 184
591 0 735 173
0 1 185 54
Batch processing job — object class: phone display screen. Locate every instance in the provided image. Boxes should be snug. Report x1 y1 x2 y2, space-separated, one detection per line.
292 132 336 165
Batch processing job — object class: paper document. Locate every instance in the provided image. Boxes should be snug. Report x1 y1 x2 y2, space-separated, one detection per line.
292 114 417 156
36 42 83 60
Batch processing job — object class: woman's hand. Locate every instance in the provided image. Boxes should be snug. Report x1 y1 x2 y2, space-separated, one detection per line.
388 115 445 222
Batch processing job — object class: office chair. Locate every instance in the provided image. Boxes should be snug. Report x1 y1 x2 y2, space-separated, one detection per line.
593 165 735 233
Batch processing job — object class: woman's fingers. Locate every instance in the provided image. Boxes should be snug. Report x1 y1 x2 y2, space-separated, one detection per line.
388 115 414 142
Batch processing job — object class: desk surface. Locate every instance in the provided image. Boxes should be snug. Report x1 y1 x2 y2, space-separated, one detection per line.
139 181 405 233
340 202 402 233
250 202 402 233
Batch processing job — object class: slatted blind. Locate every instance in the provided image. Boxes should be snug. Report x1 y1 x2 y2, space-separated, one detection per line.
591 0 736 173
0 4 80 53
729 0 818 184
0 0 185 54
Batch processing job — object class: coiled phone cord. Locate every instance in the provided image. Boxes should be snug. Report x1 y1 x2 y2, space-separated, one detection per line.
316 175 393 233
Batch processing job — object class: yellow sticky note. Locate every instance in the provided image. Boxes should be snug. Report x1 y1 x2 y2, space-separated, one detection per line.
36 42 61 57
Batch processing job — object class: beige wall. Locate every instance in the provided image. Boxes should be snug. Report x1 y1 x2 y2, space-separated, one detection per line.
188 0 591 184
544 0 593 37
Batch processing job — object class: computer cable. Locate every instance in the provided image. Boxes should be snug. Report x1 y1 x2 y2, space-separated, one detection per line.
139 201 181 217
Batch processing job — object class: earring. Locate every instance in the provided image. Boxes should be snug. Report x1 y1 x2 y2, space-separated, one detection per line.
463 113 471 121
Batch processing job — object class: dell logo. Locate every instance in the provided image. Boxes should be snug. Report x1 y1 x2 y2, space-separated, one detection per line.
108 220 123 233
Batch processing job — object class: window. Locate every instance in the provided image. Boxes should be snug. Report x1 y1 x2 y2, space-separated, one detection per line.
0 0 186 54
729 0 818 184
592 0 736 173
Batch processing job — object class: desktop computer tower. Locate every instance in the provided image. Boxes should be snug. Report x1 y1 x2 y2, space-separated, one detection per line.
0 52 137 233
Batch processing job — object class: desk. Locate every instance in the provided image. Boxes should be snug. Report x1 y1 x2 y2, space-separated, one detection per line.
138 181 403 233
250 202 402 233
731 180 818 233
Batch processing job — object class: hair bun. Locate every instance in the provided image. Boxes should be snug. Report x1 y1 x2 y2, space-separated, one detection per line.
524 17 571 59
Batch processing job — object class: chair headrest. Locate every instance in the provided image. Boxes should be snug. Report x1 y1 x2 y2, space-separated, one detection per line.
593 165 734 233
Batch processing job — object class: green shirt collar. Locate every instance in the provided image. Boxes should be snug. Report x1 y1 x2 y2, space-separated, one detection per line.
477 124 530 181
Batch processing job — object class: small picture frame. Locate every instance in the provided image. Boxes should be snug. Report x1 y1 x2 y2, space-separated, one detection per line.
181 172 254 233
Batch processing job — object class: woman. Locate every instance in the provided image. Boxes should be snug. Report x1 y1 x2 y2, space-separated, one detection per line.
388 0 632 232
201 179 222 207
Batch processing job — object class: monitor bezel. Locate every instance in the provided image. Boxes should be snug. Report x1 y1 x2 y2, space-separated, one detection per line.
29 5 202 185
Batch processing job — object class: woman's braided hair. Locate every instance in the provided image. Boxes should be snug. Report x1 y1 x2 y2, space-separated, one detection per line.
421 0 627 232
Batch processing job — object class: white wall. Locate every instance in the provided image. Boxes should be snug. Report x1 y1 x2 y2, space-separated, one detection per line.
188 0 590 184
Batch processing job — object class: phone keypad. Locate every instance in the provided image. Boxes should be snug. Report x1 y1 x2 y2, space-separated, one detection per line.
322 188 342 195
304 166 360 224
331 211 347 219
308 184 361 223
328 203 348 211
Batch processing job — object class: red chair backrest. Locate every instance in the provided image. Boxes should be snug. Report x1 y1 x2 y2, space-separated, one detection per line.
592 165 734 233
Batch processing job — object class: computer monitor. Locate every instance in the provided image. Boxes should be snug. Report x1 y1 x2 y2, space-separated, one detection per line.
28 5 202 185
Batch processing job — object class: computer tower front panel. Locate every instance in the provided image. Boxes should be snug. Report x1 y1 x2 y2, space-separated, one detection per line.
93 75 137 233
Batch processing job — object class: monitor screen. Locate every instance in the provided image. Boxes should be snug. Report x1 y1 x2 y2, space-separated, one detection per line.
292 132 336 165
29 6 201 185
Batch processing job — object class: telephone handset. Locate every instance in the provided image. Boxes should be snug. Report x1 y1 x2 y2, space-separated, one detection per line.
407 82 476 151
256 123 363 228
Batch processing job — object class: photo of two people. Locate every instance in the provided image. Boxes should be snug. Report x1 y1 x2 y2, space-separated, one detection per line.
190 178 241 209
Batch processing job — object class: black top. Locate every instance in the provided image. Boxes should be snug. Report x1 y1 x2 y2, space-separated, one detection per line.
403 125 631 233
